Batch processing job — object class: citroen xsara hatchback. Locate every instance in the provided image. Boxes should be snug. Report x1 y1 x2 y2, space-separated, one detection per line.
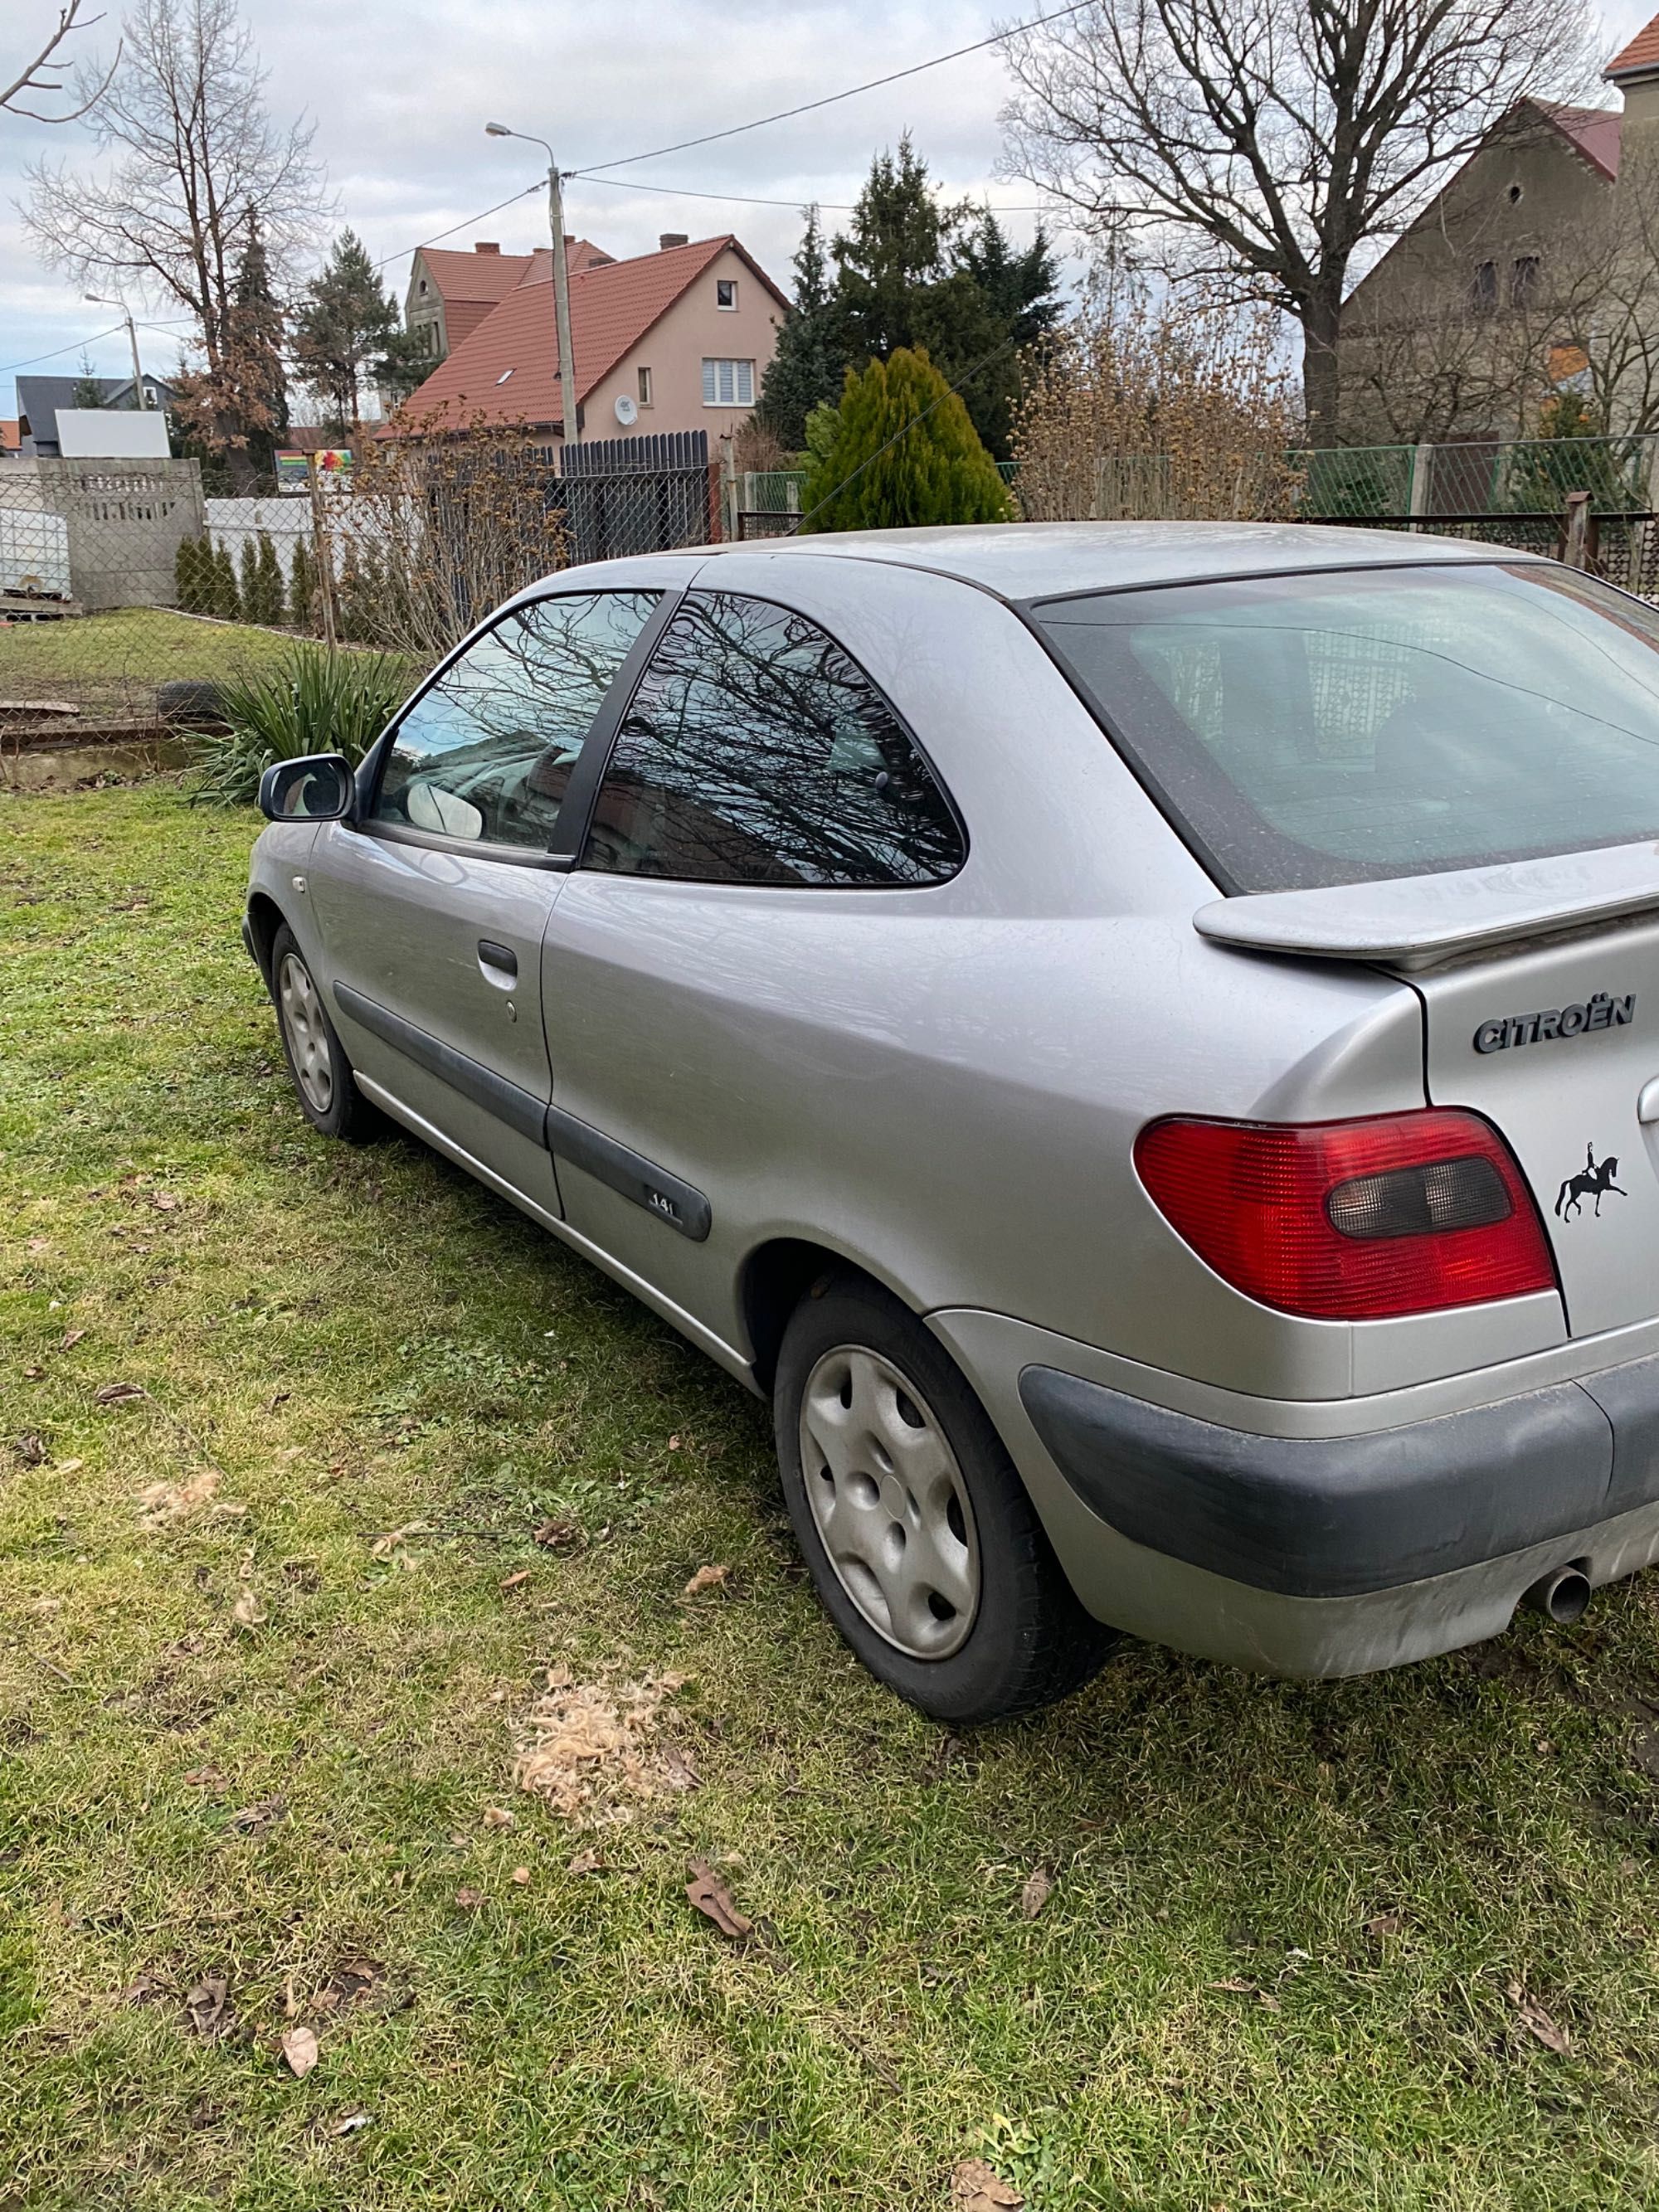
244 524 1659 1719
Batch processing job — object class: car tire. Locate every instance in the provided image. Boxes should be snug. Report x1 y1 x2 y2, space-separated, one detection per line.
774 1273 1115 1723
268 923 380 1145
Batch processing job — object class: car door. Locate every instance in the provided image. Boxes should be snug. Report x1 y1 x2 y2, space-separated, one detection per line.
309 586 664 1206
537 586 967 1344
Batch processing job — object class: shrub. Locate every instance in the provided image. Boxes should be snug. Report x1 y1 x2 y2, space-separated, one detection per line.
238 537 260 622
800 348 1011 532
189 645 412 806
174 533 214 612
210 540 241 620
289 538 319 633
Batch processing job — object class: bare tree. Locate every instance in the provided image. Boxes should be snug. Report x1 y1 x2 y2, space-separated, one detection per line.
2 1 117 123
24 0 331 429
1000 0 1600 442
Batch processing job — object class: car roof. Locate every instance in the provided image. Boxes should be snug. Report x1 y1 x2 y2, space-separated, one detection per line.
695 520 1540 601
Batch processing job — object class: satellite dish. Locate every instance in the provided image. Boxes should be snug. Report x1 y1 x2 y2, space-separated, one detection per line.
614 393 639 427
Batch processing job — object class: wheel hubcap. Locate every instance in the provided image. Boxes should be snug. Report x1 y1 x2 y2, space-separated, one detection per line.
799 1344 980 1660
277 951 334 1115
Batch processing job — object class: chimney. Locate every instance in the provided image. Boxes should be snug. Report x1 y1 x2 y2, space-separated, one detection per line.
474 241 501 255
659 232 689 250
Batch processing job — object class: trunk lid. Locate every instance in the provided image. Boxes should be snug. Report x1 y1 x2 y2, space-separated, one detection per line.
1197 847 1659 1337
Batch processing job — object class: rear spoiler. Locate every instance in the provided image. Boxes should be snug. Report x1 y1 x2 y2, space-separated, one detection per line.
1195 842 1659 973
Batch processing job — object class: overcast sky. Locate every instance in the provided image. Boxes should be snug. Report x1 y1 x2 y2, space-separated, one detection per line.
2 0 1657 417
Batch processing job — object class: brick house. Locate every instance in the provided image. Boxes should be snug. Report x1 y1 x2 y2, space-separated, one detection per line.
387 232 788 446
1336 12 1659 445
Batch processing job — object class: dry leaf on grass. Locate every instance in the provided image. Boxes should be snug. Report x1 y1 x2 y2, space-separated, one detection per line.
55 1456 84 1474
454 1887 485 1910
499 1569 532 1593
567 1848 606 1875
184 1974 232 2039
137 1469 221 1525
513 1672 688 1826
1019 1867 1054 1919
683 1563 730 1597
225 1795 287 1835
686 1860 752 1940
95 1382 147 1406
511 1864 532 1885
532 1516 581 1551
280 2025 319 2078
951 2159 1024 2210
481 1806 515 1830
329 2112 372 2137
12 1434 47 1467
1365 1913 1403 1938
232 1589 268 1629
1508 1979 1572 2053
59 1329 86 1350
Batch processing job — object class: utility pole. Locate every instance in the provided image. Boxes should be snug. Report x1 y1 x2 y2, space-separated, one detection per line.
83 294 148 408
486 122 579 449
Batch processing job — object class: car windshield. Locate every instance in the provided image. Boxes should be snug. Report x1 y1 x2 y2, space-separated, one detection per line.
1033 562 1659 892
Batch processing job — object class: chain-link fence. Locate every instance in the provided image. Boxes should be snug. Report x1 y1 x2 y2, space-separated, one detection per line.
0 429 724 781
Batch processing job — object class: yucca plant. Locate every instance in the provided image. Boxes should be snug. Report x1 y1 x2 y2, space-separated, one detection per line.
189 645 413 806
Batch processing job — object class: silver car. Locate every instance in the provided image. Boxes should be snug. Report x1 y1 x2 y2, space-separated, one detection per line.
245 523 1659 1720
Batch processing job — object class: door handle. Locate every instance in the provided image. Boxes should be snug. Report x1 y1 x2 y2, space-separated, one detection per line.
477 938 518 985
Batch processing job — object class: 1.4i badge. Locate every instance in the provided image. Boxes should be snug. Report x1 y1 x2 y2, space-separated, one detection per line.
1555 1144 1627 1222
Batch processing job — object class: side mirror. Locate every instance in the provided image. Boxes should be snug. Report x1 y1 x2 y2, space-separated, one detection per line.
258 753 356 824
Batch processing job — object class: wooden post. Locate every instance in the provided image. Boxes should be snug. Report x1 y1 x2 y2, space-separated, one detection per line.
308 456 338 649
1563 489 1592 570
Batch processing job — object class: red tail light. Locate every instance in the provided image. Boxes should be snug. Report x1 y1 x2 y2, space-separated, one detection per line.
1133 1110 1556 1320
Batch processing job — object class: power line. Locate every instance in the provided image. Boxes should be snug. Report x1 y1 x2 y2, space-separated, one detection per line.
1 323 124 377
570 0 1096 176
369 179 546 275
573 173 1061 216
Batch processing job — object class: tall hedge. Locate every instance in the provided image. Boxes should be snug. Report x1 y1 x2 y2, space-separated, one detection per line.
800 347 1012 532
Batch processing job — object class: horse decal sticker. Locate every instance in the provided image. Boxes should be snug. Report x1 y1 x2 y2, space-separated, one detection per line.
1555 1143 1627 1222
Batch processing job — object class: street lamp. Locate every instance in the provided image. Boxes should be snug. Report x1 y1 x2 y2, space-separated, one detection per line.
485 120 579 447
82 293 148 409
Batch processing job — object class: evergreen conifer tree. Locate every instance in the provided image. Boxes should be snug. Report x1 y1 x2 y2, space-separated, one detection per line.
800 348 1013 532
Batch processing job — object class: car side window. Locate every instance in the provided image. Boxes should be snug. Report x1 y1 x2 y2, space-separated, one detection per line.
581 591 965 887
373 590 659 850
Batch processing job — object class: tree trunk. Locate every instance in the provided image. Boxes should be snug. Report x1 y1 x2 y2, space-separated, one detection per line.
1301 292 1343 449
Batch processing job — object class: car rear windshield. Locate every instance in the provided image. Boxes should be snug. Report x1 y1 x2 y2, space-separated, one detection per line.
1033 562 1659 892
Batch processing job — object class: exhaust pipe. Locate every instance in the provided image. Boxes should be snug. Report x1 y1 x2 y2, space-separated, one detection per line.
1520 1563 1592 1626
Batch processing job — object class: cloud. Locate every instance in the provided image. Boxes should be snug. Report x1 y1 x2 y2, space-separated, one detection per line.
2 0 1058 410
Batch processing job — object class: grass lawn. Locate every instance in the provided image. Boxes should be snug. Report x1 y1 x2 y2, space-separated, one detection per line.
7 780 1659 2210
0 609 302 721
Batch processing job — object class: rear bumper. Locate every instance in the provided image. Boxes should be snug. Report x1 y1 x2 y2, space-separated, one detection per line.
1018 1359 1659 1598
1006 1350 1659 1675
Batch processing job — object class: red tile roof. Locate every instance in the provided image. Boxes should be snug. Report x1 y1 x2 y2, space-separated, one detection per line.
417 244 535 304
1608 11 1659 78
1535 100 1622 179
387 235 784 436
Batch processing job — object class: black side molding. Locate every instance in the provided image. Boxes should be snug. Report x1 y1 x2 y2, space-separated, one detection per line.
331 982 547 1146
1019 1365 1617 1597
544 1103 711 1241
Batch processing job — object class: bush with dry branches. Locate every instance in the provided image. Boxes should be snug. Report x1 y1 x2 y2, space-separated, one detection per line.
1012 289 1305 521
323 416 570 659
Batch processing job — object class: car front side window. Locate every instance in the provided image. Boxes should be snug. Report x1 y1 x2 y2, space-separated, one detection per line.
581 591 965 887
373 590 659 851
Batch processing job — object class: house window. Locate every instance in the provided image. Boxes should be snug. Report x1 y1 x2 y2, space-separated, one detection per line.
701 357 755 407
716 279 737 310
1471 260 1497 314
1511 254 1540 308
637 366 653 407
418 278 428 294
